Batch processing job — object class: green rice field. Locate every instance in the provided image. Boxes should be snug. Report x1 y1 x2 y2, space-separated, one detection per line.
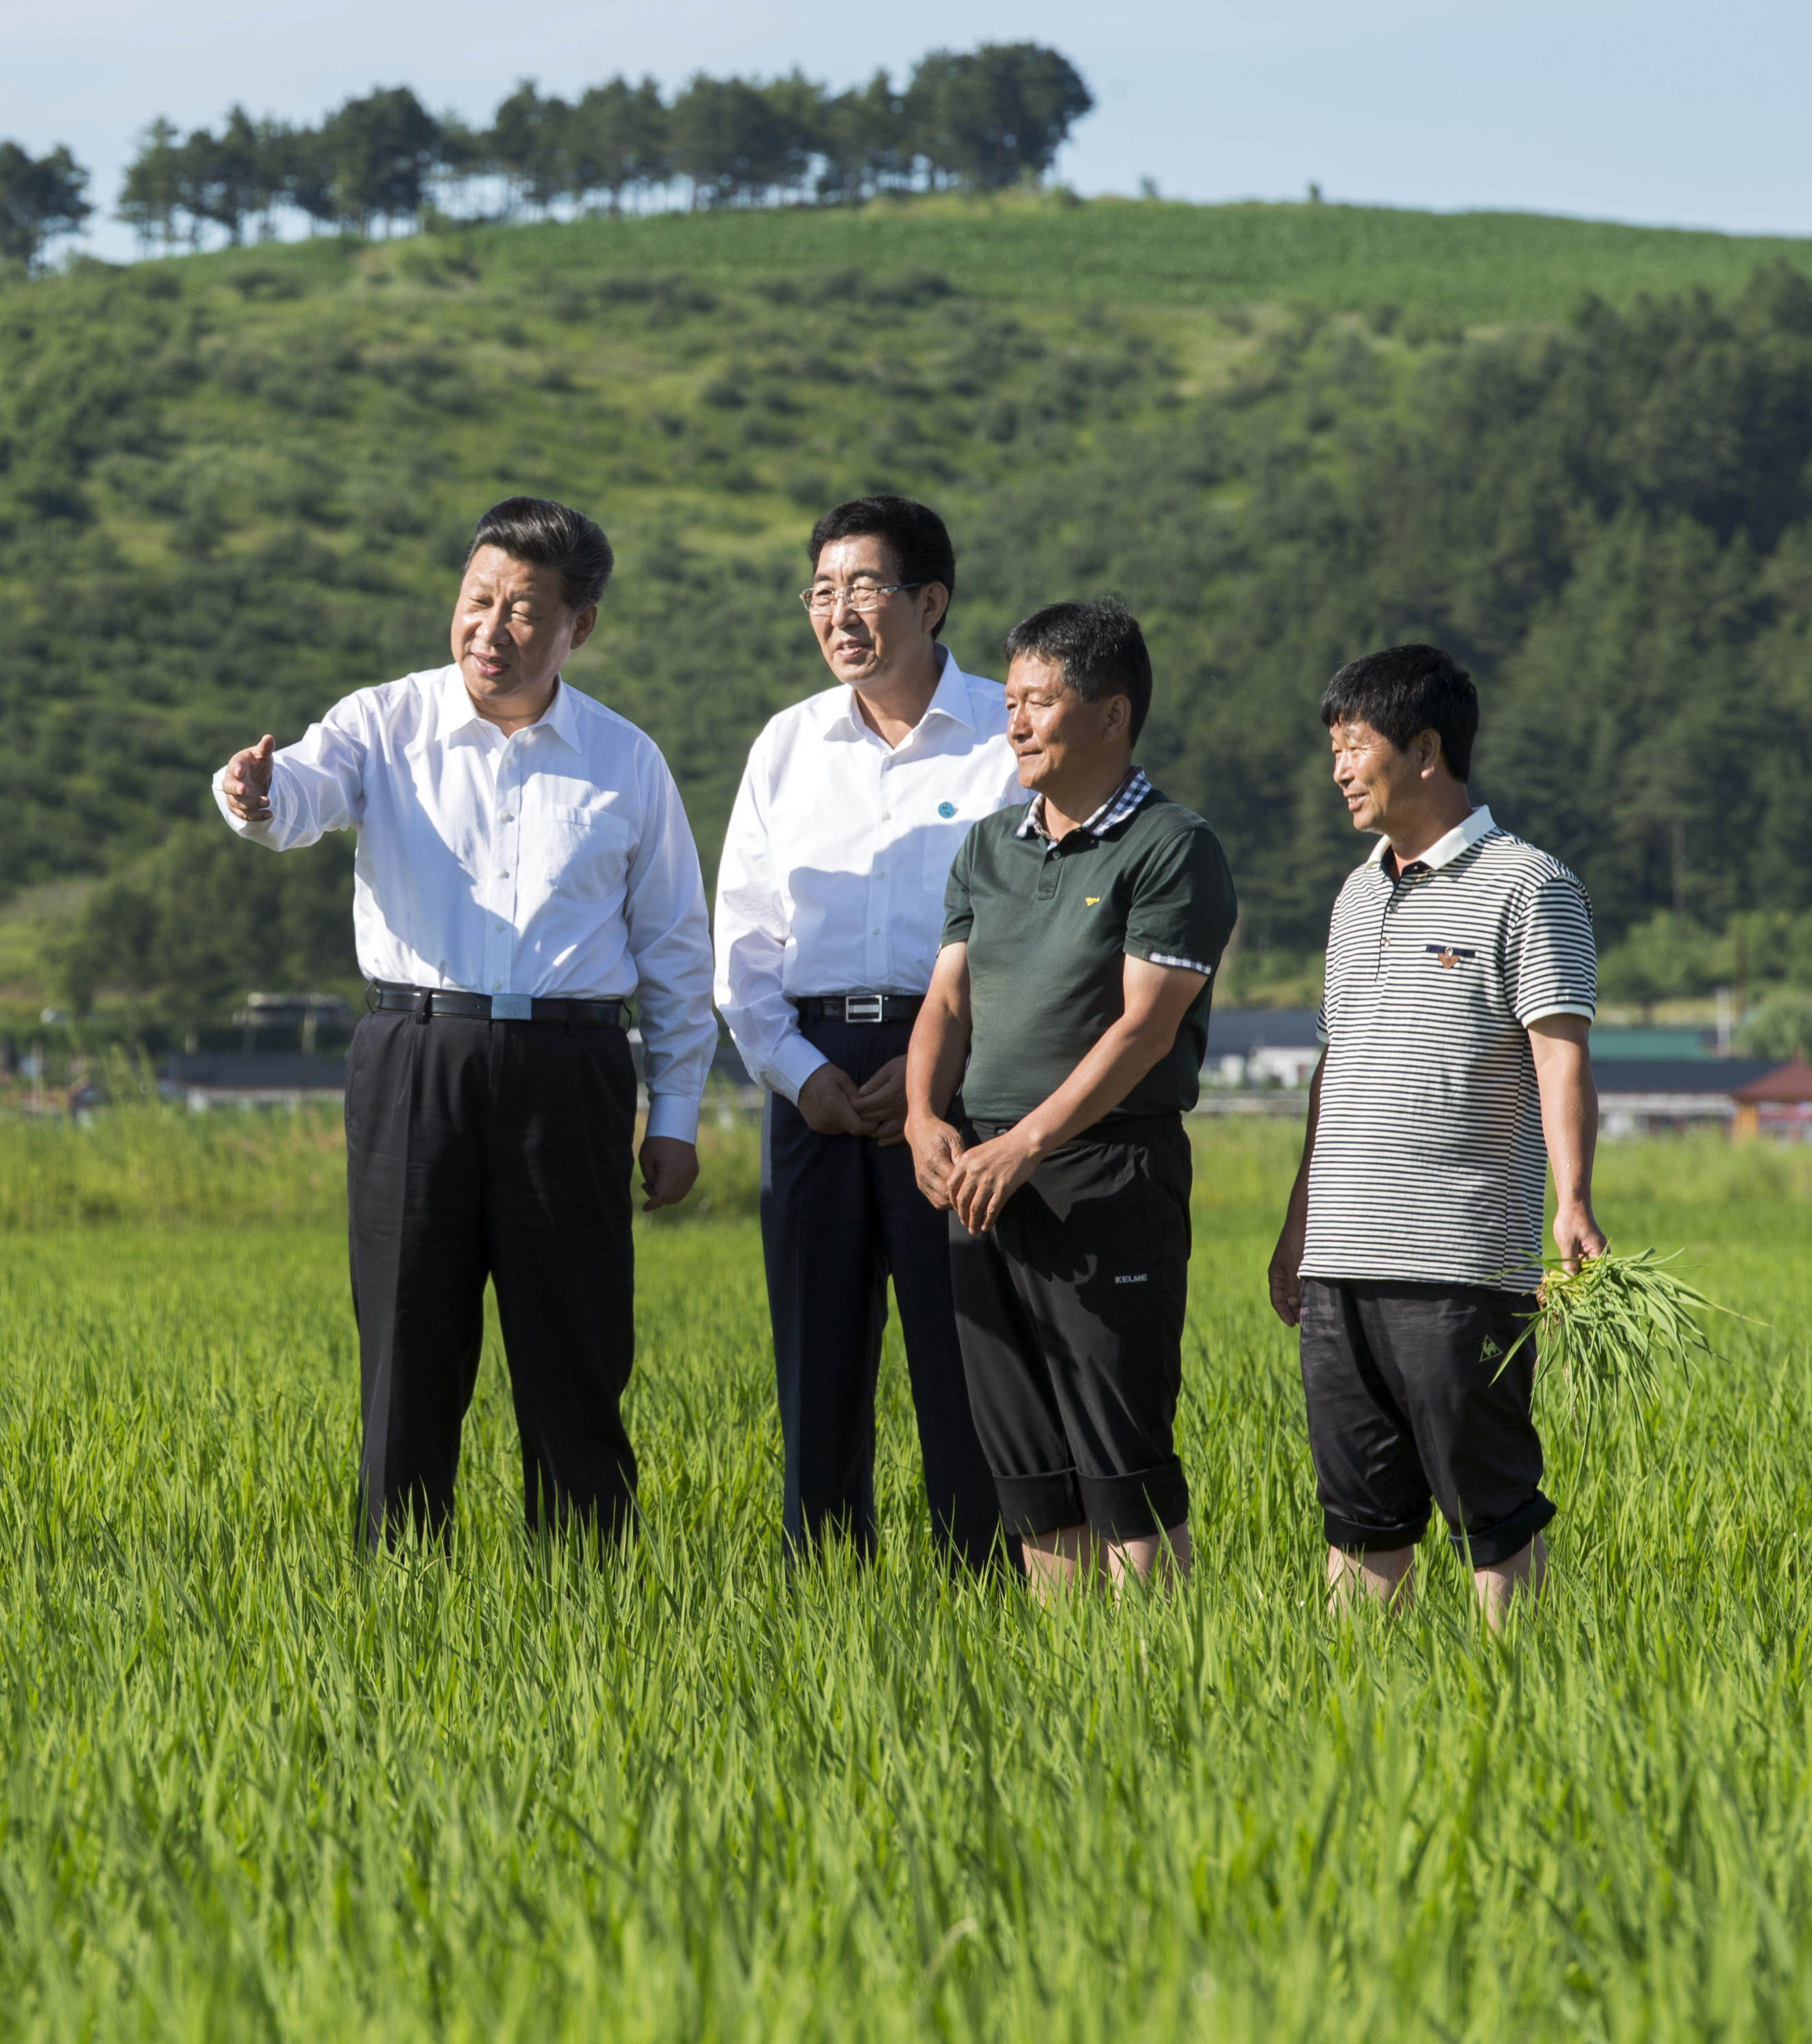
2 1109 1809 2039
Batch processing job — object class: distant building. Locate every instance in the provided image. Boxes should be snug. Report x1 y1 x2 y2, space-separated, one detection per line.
1203 1009 1321 1088
162 1053 347 1111
1593 1058 1776 1136
1733 1058 1812 1141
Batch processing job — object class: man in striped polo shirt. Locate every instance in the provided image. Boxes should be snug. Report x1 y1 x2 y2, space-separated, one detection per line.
1268 644 1602 1627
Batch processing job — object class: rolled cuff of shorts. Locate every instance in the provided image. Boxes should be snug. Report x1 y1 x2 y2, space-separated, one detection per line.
1324 1506 1432 1554
993 1469 1086 1538
1079 1461 1189 1542
1448 1490 1555 1568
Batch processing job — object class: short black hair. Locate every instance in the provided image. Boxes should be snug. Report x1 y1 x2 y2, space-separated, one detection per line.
1319 643 1478 781
807 496 956 639
465 497 614 612
1004 599 1154 744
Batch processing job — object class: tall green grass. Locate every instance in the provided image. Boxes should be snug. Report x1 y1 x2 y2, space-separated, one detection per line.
0 1112 1809 2035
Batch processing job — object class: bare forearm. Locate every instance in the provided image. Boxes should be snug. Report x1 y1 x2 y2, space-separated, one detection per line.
905 1003 970 1125
1538 1053 1598 1208
1013 1014 1184 1158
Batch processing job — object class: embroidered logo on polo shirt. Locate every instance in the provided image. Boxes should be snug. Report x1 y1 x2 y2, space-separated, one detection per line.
937 801 956 818
1084 896 1101 906
1429 945 1477 969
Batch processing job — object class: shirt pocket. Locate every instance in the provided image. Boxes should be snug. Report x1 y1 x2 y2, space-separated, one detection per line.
545 803 635 901
1412 940 1511 1033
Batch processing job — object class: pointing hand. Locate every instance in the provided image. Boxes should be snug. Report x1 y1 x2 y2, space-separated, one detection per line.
223 734 276 823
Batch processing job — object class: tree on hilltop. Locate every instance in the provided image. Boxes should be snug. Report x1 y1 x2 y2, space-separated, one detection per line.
815 71 908 203
488 81 571 218
905 44 1093 190
319 87 442 233
119 121 183 251
568 77 671 214
0 141 92 269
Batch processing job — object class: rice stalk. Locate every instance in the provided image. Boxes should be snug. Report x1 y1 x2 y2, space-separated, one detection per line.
1498 1247 1736 1428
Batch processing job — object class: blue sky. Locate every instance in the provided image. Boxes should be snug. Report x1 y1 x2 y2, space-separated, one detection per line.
13 0 1811 258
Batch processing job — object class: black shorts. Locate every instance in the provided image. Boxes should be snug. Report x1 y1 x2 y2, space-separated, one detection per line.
947 1114 1192 1541
1298 1278 1554 1567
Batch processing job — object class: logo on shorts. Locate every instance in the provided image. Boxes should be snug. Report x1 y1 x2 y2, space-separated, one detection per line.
1480 1336 1503 1361
1115 1273 1148 1284
937 801 956 818
1085 896 1101 906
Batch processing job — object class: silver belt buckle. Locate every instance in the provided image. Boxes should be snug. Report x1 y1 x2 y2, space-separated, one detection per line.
844 993 884 1023
491 992 533 1021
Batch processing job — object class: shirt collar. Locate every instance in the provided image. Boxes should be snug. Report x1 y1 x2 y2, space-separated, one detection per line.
1367 803 1497 875
438 665 580 750
826 645 976 743
1016 766 1153 841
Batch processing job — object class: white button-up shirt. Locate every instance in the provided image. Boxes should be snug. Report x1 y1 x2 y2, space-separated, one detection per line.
212 664 716 1142
714 650 1021 1101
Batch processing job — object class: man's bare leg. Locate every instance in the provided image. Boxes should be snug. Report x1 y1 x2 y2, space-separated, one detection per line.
1327 1543 1415 1614
1474 1532 1546 1630
1022 1523 1104 1602
1107 1521 1191 1593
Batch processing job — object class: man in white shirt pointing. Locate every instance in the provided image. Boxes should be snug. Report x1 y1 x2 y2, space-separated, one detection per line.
715 496 1021 1571
216 497 715 1550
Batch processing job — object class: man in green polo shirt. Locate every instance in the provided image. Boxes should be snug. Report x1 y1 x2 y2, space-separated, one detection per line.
905 600 1237 1597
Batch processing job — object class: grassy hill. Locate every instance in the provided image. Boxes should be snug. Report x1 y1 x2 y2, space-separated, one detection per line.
8 192 1812 1037
241 191 1812 323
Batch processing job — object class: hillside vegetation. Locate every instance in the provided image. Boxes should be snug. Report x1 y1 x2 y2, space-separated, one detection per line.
8 194 1812 1034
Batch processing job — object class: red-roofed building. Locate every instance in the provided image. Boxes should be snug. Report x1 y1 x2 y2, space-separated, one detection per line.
1733 1058 1812 1140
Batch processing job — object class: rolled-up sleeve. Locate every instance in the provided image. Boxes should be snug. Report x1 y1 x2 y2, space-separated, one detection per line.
624 749 717 1145
713 745 826 1105
211 701 369 849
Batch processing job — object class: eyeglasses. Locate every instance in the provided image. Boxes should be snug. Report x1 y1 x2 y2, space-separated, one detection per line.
798 581 922 616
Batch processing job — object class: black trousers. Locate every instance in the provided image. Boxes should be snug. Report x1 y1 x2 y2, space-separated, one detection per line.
760 1018 1004 1571
1298 1278 1553 1567
948 1115 1193 1541
345 1008 640 1547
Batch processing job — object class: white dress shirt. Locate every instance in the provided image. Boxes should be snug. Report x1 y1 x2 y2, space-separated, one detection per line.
213 664 717 1143
714 649 1021 1101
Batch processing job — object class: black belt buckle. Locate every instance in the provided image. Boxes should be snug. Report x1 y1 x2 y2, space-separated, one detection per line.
844 993 885 1023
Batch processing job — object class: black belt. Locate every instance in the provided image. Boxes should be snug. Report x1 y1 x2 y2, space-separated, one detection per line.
369 985 628 1027
793 993 924 1025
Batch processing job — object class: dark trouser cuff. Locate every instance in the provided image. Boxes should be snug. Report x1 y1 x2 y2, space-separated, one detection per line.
1324 1508 1432 1554
994 1470 1087 1538
1448 1491 1555 1568
1078 1462 1189 1541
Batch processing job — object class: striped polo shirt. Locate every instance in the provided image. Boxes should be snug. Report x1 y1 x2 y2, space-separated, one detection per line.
1300 806 1596 1291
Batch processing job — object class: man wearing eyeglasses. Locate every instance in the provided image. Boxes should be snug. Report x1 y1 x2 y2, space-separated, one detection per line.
715 496 1022 1571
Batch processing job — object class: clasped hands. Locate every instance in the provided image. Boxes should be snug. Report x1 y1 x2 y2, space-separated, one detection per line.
796 1056 911 1145
905 1112 1039 1236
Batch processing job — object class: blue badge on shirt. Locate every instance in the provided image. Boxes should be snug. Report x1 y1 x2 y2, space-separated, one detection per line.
937 801 956 818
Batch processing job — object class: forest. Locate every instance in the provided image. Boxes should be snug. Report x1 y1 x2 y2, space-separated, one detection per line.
0 44 1091 269
3 190 1811 1042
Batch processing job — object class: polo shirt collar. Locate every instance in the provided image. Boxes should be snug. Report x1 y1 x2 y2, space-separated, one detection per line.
824 645 976 743
1368 803 1496 875
438 665 580 749
1017 766 1153 841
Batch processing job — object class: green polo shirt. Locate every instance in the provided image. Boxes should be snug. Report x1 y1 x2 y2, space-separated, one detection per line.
942 777 1239 1124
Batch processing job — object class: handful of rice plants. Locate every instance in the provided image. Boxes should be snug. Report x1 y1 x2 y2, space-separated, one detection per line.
1496 1248 1733 1428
